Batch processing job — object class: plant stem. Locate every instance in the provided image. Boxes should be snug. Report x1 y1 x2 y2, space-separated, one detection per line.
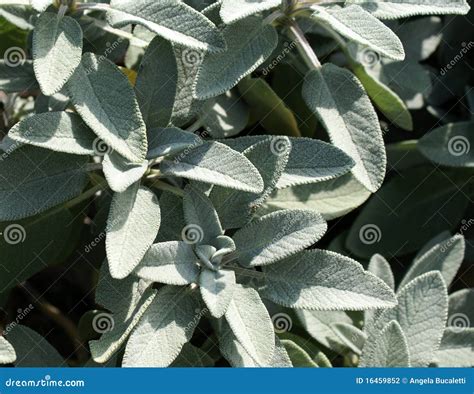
149 179 184 197
287 19 321 69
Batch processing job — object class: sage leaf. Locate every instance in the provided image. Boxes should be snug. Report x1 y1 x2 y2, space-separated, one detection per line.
360 321 410 367
147 127 202 159
399 234 465 289
200 268 236 318
33 12 82 96
0 60 38 93
106 183 161 279
160 141 264 193
262 250 396 310
368 254 395 290
0 146 88 221
220 0 281 24
281 340 318 368
194 16 278 99
68 53 147 163
348 0 470 19
311 5 405 61
448 288 474 328
303 64 386 193
418 122 474 167
370 272 448 367
276 138 355 189
6 325 64 367
107 0 225 52
433 328 474 367
135 241 200 286
262 173 371 221
210 137 290 229
9 111 96 155
225 284 275 365
183 185 223 244
135 36 177 130
102 152 148 193
122 286 202 367
233 209 327 267
0 337 15 364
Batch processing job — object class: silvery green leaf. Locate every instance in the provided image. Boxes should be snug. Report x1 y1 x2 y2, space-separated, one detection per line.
311 5 405 61
107 0 225 52
262 250 396 310
303 64 386 193
351 62 413 131
33 12 82 96
90 287 157 363
432 328 474 367
106 183 161 279
200 268 236 318
448 289 474 329
6 325 64 367
102 152 148 193
0 60 38 93
0 337 15 364
221 135 268 153
232 209 327 267
183 185 223 244
8 111 96 155
220 0 281 24
225 284 275 365
370 272 448 366
219 322 290 367
210 137 290 229
331 323 367 355
296 310 353 353
135 241 199 285
95 262 151 320
68 53 147 163
415 231 452 261
135 36 177 130
156 191 186 242
368 254 395 290
160 141 264 193
360 321 410 367
171 44 204 127
31 0 52 11
262 173 371 221
0 146 88 221
281 340 318 367
194 16 278 99
418 122 474 167
347 0 470 19
172 343 214 367
399 234 465 289
122 286 202 367
277 138 355 189
200 90 249 138
147 128 202 160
